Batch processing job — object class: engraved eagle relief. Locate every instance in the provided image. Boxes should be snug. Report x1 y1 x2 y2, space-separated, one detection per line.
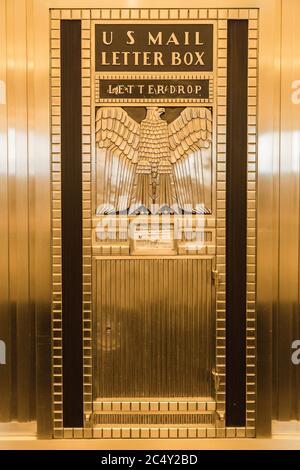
95 106 212 214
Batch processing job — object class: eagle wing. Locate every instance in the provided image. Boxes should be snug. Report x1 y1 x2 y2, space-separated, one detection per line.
95 107 140 214
168 108 213 213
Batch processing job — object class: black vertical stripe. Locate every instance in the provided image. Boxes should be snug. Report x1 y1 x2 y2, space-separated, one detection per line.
226 20 248 427
61 20 83 428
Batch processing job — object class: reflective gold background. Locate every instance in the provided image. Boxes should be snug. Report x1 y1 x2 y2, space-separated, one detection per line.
0 0 299 440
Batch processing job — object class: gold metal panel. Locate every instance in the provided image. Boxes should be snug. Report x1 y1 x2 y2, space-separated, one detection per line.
273 0 300 422
94 257 215 398
0 0 40 431
256 0 281 437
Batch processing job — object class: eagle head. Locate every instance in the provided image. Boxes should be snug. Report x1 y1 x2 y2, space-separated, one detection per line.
146 106 165 120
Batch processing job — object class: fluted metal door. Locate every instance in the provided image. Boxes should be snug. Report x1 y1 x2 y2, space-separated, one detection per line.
94 258 215 399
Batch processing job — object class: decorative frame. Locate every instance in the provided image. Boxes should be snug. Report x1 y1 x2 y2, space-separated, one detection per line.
95 74 214 104
50 7 258 439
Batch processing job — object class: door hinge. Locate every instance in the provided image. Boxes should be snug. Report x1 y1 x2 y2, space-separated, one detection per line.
212 368 221 393
212 270 219 288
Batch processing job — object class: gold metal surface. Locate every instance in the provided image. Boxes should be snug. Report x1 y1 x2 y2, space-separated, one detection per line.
0 0 288 442
256 0 281 436
273 0 300 421
94 257 215 398
0 0 37 430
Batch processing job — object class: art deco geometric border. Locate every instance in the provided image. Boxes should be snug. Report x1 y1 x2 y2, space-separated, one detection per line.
50 12 63 437
246 11 258 436
50 7 258 439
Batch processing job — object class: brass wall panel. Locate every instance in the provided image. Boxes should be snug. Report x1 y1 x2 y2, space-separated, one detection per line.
0 0 37 426
272 0 300 421
30 0 52 438
256 0 281 437
0 0 10 422
0 0 52 436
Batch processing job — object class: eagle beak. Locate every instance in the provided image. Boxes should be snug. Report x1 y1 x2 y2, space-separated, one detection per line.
158 108 165 116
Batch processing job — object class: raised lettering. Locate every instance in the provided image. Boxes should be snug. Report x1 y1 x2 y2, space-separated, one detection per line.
166 32 179 45
102 31 113 45
126 30 135 45
148 32 162 45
